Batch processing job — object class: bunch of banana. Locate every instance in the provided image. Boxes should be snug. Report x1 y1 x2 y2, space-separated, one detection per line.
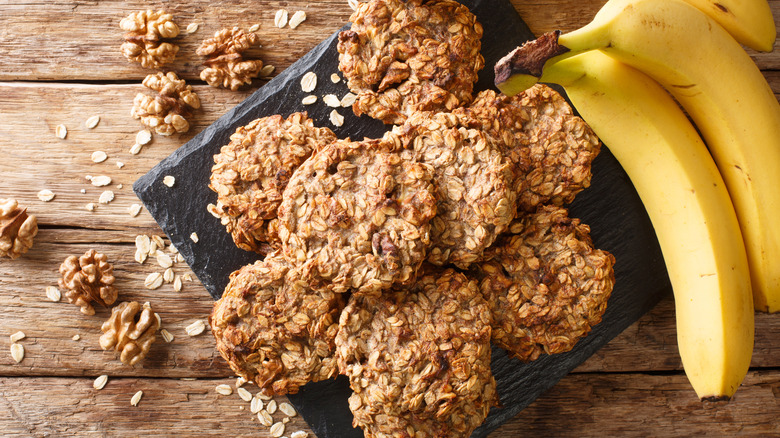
494 0 780 399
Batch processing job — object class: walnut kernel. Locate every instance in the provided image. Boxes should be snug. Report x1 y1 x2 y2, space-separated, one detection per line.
58 249 118 315
131 72 200 136
120 10 180 69
99 301 160 366
196 27 264 91
0 199 38 259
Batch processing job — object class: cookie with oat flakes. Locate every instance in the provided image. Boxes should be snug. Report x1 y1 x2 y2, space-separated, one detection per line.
210 254 344 397
454 84 601 211
472 205 615 362
390 111 517 269
337 0 484 125
277 138 437 296
336 268 496 438
208 113 336 255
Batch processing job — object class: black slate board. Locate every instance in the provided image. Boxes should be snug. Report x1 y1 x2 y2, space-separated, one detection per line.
134 1 671 436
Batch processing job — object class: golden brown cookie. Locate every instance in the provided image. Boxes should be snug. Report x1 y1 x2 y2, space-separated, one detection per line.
336 268 496 438
338 0 484 124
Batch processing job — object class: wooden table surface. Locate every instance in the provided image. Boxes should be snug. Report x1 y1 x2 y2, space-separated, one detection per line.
1 1 778 436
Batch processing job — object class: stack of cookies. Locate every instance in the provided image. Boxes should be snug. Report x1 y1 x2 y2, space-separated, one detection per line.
208 1 615 436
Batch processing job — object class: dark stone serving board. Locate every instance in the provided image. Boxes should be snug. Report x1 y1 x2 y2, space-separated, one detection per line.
134 1 671 436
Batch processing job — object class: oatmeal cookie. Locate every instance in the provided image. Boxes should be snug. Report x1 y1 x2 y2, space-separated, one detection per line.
208 113 337 254
336 268 496 438
210 254 345 396
390 111 517 268
473 205 615 362
277 138 437 296
338 0 484 124
455 84 601 211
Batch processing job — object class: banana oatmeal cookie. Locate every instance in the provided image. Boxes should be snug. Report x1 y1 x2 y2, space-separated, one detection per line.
336 268 496 438
455 85 601 211
473 205 615 362
208 113 337 254
337 0 484 124
277 138 437 296
390 111 517 269
210 254 345 396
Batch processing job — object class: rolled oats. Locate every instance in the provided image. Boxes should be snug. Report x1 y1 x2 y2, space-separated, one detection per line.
289 11 306 29
301 95 317 105
86 116 101 129
190 232 199 243
210 255 344 396
130 143 143 155
474 205 615 361
129 204 143 217
330 73 341 83
55 124 67 139
215 383 233 396
266 399 277 414
130 390 143 406
10 343 24 363
274 9 289 28
277 139 437 295
163 268 174 283
93 375 108 390
85 203 96 212
248 23 261 33
337 0 484 124
250 397 263 413
336 269 496 437
98 191 114 204
162 175 175 187
340 92 357 107
72 334 80 341
328 109 344 127
258 410 273 426
45 285 61 302
116 161 125 168
279 402 297 417
270 422 285 437
144 272 163 290
37 190 55 202
300 72 317 92
260 65 275 78
91 175 112 187
9 331 25 343
173 276 182 292
160 328 174 343
323 94 341 108
208 113 336 254
186 22 199 34
237 387 252 402
185 319 206 336
91 151 108 163
290 432 308 438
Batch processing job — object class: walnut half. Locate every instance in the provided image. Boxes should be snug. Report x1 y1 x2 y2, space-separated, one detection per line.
58 249 118 315
120 10 180 69
131 72 201 136
0 198 38 259
196 27 264 91
100 301 160 366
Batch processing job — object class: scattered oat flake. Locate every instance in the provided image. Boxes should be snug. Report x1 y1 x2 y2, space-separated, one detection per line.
266 399 278 414
348 0 360 11
117 184 123 189
185 319 206 336
258 410 273 426
98 190 114 204
260 64 275 78
257 393 272 401
80 188 87 194
154 312 162 327
329 109 344 127
85 203 96 212
93 375 108 390
330 73 341 83
274 9 288 28
55 124 67 139
283 417 290 424
301 95 317 105
72 334 80 341
162 175 175 187
37 190 55 202
237 387 252 402
289 11 306 29
183 273 193 282
341 92 357 107
190 232 199 243
136 129 152 145
160 328 174 343
10 343 24 363
300 72 317 92
85 116 100 129
248 23 260 32
215 384 233 396
129 204 142 217
157 253 173 269
144 272 163 290
91 151 108 163
173 276 183 292
279 402 297 417
176 253 184 263
130 143 142 155
163 267 174 283
130 390 143 406
135 250 147 264
250 397 263 413
291 431 308 438
116 161 125 169
236 377 246 388
270 422 285 438
186 22 199 34
323 94 341 108
9 331 25 343
91 175 112 187
45 286 61 302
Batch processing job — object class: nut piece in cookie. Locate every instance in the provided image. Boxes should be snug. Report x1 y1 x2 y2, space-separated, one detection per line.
455 85 601 211
196 27 264 91
208 113 337 254
99 301 160 366
59 249 118 316
131 72 201 136
391 111 517 269
277 139 437 296
336 268 496 438
210 255 344 396
120 10 180 69
0 198 38 260
338 0 484 124
473 205 615 361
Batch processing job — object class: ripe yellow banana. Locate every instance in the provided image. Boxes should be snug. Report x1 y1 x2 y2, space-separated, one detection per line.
680 0 776 51
535 50 753 400
495 0 780 313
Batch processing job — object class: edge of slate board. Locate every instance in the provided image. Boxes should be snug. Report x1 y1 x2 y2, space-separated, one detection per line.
134 1 671 437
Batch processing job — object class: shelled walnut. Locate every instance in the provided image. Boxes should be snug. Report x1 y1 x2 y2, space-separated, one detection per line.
58 249 118 315
196 27 264 91
120 10 180 69
0 198 38 259
100 301 160 366
131 72 201 136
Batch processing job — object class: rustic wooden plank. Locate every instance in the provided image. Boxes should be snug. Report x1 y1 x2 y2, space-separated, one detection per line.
0 376 313 437
2 371 778 437
0 0 777 82
495 371 780 436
